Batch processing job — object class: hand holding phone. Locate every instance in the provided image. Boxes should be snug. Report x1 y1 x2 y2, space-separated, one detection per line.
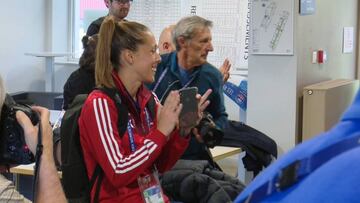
179 87 198 128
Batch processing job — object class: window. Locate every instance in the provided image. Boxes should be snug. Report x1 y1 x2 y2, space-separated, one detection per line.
69 0 249 77
71 0 107 59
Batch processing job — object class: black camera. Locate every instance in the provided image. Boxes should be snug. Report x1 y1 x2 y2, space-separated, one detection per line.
196 112 224 148
0 94 38 165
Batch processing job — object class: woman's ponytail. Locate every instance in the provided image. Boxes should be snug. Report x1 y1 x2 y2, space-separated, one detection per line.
95 17 116 88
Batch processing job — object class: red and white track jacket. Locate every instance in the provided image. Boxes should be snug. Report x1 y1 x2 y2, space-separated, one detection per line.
79 72 190 203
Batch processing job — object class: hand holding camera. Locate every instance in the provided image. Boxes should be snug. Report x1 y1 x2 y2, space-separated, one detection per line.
0 93 53 166
0 98 38 165
16 106 53 159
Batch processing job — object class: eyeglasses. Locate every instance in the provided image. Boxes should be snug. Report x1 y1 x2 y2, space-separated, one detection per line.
112 0 132 4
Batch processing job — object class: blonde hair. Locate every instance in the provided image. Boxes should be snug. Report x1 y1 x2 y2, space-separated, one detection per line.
95 17 150 88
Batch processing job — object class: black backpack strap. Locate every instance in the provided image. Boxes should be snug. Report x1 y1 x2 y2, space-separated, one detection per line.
86 90 155 202
96 87 129 137
98 87 157 130
89 165 103 203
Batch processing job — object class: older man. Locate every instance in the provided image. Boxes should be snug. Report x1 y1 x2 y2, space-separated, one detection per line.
158 24 231 83
86 0 131 36
150 16 228 160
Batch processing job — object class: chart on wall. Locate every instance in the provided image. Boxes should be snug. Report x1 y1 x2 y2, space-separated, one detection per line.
127 0 250 75
251 0 293 55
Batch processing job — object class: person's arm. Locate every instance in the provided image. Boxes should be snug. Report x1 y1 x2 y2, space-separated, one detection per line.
16 106 67 203
155 129 189 173
80 94 170 187
155 90 212 172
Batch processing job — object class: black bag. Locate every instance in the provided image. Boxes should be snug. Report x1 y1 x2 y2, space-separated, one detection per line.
221 121 277 176
61 87 156 203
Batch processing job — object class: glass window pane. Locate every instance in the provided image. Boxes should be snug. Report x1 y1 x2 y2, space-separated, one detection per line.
73 0 107 58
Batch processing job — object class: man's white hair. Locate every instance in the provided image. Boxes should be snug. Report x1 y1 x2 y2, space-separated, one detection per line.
172 15 213 51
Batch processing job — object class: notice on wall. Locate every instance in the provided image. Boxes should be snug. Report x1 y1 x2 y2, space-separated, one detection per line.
127 0 249 75
343 27 354 54
300 0 316 15
251 0 293 55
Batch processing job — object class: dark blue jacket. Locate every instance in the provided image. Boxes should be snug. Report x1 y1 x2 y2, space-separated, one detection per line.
148 52 228 160
235 89 360 203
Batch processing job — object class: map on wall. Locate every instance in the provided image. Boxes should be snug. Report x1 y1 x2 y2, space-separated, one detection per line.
251 0 293 55
127 0 250 75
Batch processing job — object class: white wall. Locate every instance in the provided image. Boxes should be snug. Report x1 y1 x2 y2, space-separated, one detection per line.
247 55 298 154
247 0 358 155
0 1 47 93
296 0 358 142
0 1 76 93
297 0 358 91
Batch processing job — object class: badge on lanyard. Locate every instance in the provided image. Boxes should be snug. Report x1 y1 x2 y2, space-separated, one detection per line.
127 109 163 202
138 167 165 203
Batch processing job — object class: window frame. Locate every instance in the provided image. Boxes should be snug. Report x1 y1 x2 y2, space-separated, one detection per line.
68 0 108 61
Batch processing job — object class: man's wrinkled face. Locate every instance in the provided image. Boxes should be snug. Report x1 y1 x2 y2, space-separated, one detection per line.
184 27 214 67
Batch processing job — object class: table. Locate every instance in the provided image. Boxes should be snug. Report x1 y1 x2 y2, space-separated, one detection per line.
210 146 242 161
10 163 38 176
10 163 62 190
10 146 241 189
25 52 72 92
10 147 241 176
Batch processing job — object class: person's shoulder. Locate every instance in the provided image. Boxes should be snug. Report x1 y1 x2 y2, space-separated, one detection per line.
280 146 360 202
93 16 106 26
201 62 221 75
86 16 106 35
159 52 174 65
64 68 94 90
199 62 222 82
84 89 117 108
64 69 81 88
157 52 175 73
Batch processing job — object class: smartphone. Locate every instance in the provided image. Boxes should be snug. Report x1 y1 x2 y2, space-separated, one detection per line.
179 87 198 128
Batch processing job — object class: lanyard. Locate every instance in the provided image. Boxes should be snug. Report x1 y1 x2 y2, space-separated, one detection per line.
153 65 197 91
240 132 360 203
180 75 196 89
152 68 169 92
127 108 152 153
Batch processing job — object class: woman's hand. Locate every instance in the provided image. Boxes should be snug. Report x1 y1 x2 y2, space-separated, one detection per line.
157 91 182 137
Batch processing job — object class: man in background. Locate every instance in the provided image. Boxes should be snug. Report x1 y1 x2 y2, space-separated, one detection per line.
158 24 231 83
150 16 228 161
86 0 131 36
158 25 176 55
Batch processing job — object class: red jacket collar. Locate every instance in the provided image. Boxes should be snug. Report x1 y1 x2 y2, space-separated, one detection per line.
111 70 153 113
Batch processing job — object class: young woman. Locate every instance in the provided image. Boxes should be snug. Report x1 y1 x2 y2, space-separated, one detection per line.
78 17 211 202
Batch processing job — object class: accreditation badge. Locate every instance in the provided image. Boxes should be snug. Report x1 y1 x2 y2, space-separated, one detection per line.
137 168 165 203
